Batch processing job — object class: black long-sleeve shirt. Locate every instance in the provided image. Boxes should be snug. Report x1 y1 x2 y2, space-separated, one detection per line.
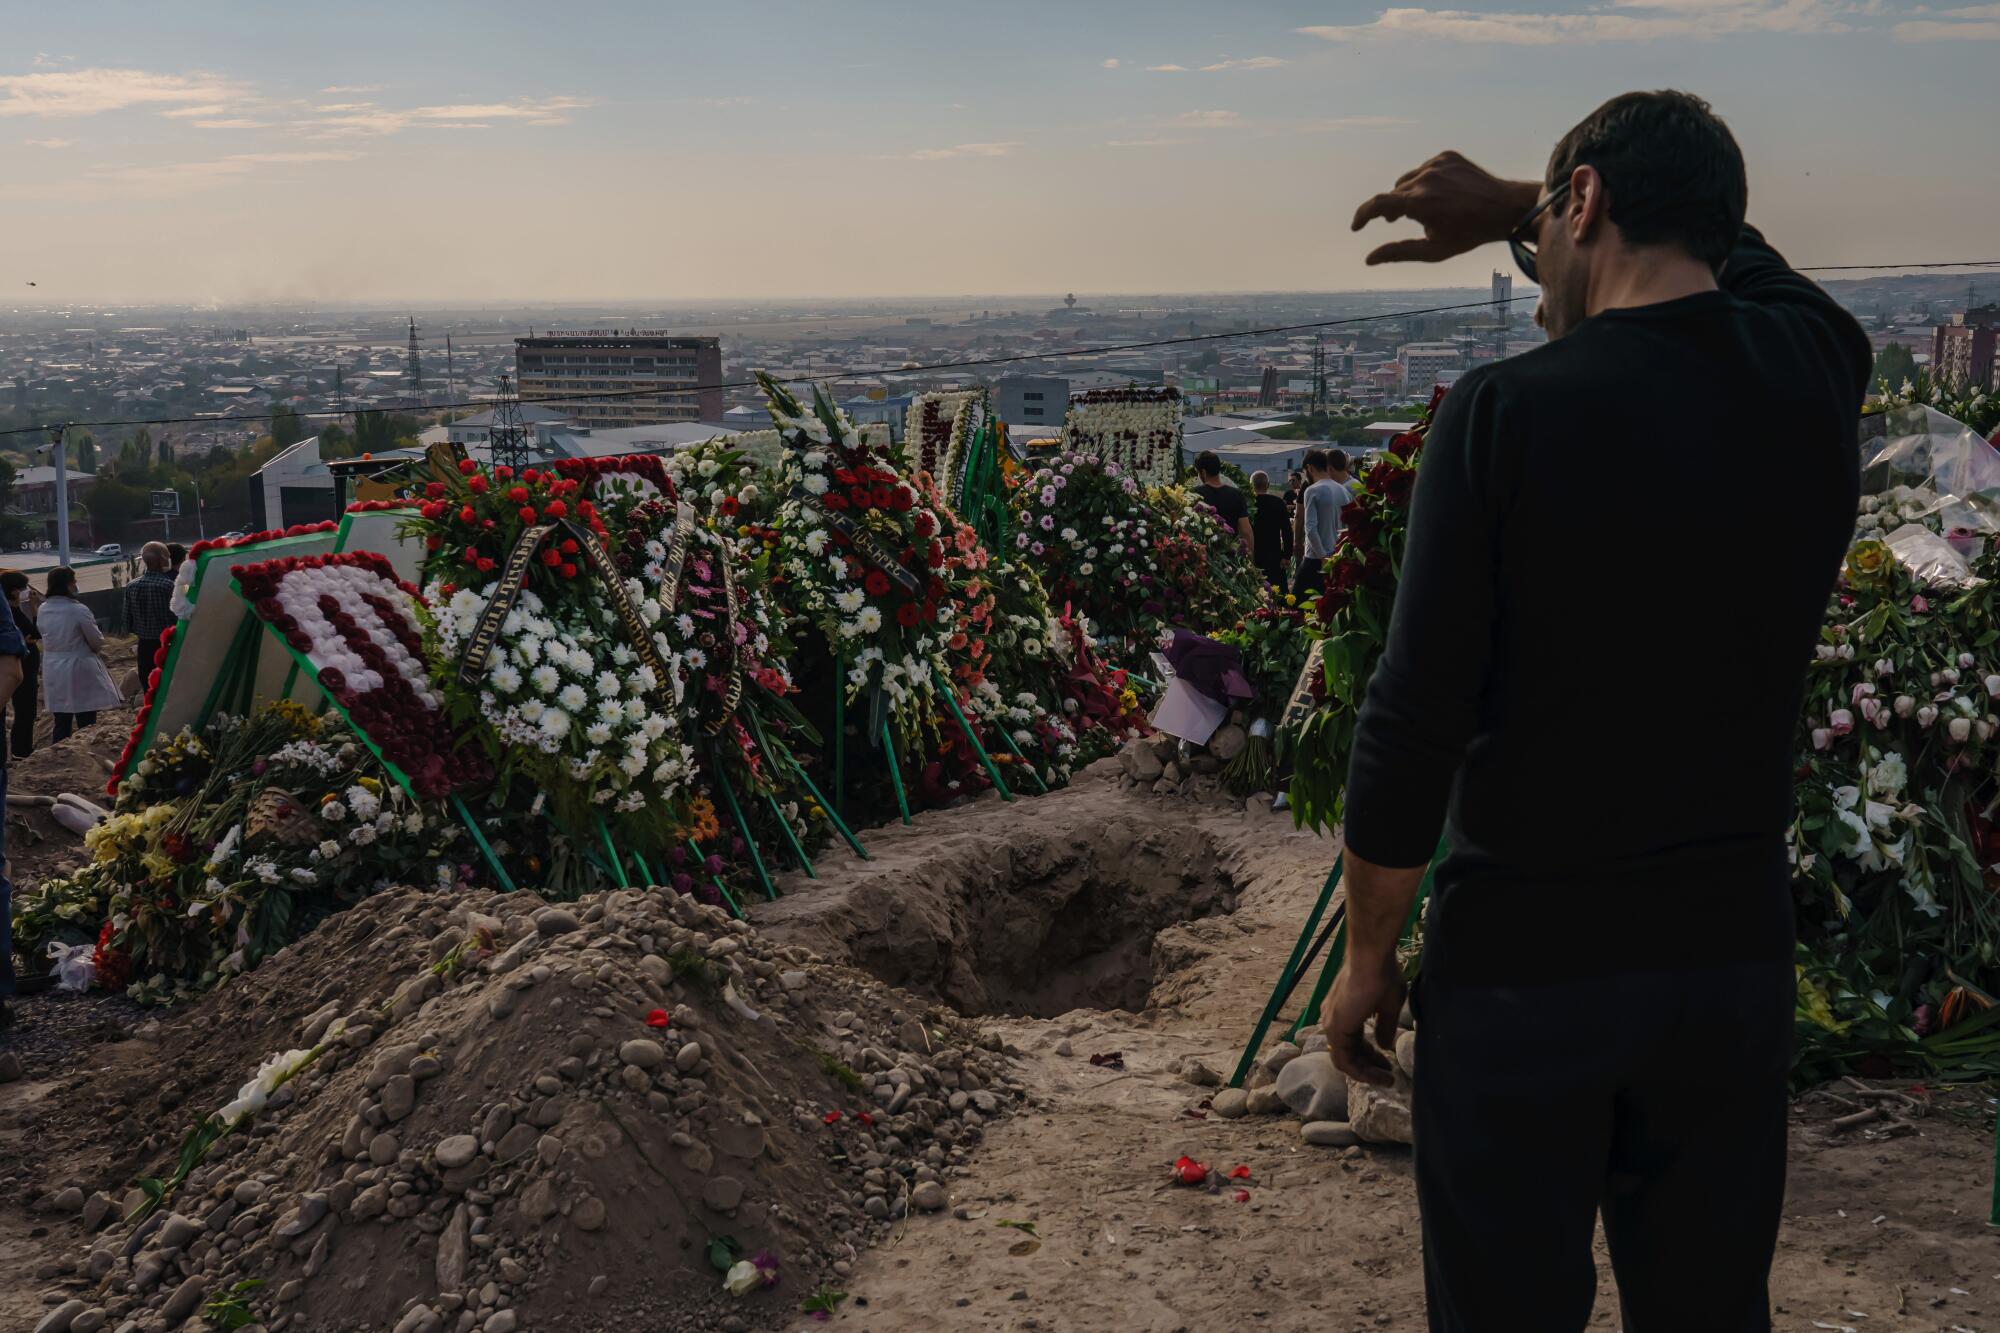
1342 228 1871 984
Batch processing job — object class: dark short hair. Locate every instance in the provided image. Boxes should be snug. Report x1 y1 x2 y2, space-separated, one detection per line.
0 570 27 597
1546 90 1746 269
47 566 77 597
1302 449 1330 473
1192 450 1222 477
1327 449 1350 472
167 542 186 563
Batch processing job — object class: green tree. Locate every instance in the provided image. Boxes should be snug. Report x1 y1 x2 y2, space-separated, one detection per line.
83 476 151 543
1873 342 1918 393
271 406 309 450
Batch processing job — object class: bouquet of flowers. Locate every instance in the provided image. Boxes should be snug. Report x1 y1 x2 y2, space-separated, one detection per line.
1062 386 1183 486
902 390 986 505
1009 450 1165 663
1149 485 1271 632
11 701 460 1002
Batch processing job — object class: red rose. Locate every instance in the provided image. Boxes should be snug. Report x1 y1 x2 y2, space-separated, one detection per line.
463 545 480 562
545 500 567 519
426 482 447 499
560 538 579 555
467 475 489 494
495 466 514 480
519 507 538 524
542 548 562 567
458 459 477 474
459 504 476 524
560 562 578 578
508 486 530 504
864 570 892 597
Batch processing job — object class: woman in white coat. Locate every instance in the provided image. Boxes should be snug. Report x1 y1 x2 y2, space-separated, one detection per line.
39 567 122 742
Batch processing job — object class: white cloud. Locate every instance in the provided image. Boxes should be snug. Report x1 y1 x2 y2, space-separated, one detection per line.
907 141 1021 160
86 149 361 189
1171 109 1247 128
1147 63 1190 72
303 95 594 137
23 136 73 149
1297 0 1854 43
158 103 231 119
1200 55 1288 71
1296 114 1413 131
1101 57 1122 68
1895 2 2000 38
0 68 244 118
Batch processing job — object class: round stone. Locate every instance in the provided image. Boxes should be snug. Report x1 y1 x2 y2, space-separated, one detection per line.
675 1041 702 1072
619 1040 666 1069
435 1135 479 1169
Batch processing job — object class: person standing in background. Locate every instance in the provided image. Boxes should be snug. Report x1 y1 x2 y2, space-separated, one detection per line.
166 542 188 575
1189 450 1254 554
40 567 122 742
1249 471 1293 590
1293 450 1354 596
124 541 177 680
0 571 40 760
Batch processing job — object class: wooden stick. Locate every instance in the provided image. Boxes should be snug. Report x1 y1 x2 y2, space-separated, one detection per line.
1832 1105 1886 1131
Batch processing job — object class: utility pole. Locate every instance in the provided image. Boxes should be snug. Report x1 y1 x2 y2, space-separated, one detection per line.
48 424 71 568
446 333 456 406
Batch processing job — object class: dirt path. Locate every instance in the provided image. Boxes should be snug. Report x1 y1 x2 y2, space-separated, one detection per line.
763 771 2000 1333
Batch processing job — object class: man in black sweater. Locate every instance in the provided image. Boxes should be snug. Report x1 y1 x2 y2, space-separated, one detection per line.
1326 92 1870 1330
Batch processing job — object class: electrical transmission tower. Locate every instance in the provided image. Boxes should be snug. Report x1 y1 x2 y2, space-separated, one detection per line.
488 373 532 473
406 316 423 404
1309 335 1328 419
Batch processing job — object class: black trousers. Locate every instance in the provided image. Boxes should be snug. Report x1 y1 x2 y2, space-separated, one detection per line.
7 665 34 759
53 710 96 743
1413 960 1793 1332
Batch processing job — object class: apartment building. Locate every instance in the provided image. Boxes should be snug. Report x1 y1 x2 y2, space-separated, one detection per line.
515 332 723 427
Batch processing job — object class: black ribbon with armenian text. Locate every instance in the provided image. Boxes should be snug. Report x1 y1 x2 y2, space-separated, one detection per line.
789 485 923 596
456 519 670 690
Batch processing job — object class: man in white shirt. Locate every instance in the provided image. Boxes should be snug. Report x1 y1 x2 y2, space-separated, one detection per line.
1292 449 1354 596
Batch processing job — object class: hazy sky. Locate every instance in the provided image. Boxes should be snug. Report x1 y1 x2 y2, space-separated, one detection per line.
2 0 1994 304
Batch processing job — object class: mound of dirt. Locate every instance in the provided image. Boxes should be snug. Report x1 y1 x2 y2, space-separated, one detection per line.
13 882 1022 1332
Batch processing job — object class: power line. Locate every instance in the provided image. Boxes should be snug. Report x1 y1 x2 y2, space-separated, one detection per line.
7 260 2000 444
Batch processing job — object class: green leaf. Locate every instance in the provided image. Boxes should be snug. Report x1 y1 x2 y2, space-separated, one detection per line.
995 1219 1038 1237
707 1235 743 1273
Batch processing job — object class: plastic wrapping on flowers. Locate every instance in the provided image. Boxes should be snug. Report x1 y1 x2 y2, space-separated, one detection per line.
8 701 463 1002
1791 407 2000 1082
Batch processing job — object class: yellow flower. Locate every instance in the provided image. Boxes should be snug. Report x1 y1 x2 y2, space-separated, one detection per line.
357 776 382 794
1285 594 1297 606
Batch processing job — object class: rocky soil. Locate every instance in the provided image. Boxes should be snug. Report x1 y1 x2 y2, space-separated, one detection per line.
6 736 2000 1331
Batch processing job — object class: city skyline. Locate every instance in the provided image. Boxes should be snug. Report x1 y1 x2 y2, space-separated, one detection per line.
2 0 1995 304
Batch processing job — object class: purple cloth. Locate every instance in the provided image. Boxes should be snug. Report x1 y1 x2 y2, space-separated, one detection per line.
1164 628 1253 706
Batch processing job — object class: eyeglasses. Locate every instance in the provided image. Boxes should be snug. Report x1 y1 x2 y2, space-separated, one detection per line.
1507 179 1571 285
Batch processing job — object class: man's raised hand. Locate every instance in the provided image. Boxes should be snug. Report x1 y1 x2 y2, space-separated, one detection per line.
1351 151 1543 266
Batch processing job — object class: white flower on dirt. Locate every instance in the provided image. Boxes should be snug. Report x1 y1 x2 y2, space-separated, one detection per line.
217 1045 320 1126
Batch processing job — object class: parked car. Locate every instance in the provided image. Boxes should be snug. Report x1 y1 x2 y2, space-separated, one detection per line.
94 543 123 557
218 531 247 542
